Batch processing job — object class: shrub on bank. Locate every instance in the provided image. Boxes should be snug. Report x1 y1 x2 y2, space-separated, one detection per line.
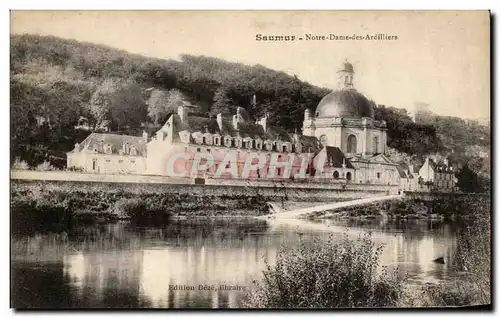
243 233 404 308
113 198 171 225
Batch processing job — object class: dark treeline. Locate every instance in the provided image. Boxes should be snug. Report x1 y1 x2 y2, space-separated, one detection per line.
10 34 490 191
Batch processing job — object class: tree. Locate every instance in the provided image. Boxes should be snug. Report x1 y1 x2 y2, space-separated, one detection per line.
109 82 148 130
87 78 118 127
147 88 186 125
210 87 236 116
457 164 485 193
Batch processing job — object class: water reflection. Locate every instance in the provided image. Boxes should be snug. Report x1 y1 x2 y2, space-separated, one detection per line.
11 218 459 308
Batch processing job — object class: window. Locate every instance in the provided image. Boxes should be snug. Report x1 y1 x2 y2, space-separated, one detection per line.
265 141 273 151
333 170 339 179
235 138 242 148
119 160 123 164
377 172 381 179
130 146 137 156
207 148 211 153
347 135 357 153
226 162 231 168
214 136 221 146
130 160 135 164
373 136 379 154
319 135 327 145
104 144 112 155
106 159 111 163
92 160 97 170
197 148 201 152
346 172 352 181
256 140 263 150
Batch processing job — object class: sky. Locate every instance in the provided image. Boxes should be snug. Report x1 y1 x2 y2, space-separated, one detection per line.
10 11 490 120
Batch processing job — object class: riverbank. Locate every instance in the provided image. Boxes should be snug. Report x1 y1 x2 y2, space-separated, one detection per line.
10 180 358 233
306 194 490 221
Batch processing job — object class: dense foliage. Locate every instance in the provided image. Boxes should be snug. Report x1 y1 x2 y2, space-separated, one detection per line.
243 233 404 308
10 34 490 188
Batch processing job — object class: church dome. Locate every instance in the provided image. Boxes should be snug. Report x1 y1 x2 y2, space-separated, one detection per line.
315 89 374 118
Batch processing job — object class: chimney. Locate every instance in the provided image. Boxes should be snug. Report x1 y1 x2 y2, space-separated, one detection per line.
293 128 300 143
177 104 188 123
142 130 148 142
233 107 243 130
304 108 311 120
216 113 223 131
256 113 269 132
233 114 239 130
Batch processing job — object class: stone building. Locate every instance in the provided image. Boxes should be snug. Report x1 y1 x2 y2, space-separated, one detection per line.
302 61 399 186
418 157 456 192
67 61 401 189
67 133 147 174
145 104 323 179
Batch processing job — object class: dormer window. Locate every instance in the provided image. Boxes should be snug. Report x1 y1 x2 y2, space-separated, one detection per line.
234 137 243 148
243 137 253 149
275 141 284 152
255 138 263 150
283 142 292 153
192 132 204 145
213 134 221 146
122 142 130 155
224 136 232 147
264 140 273 151
104 144 112 155
295 143 302 154
180 131 191 143
130 146 137 156
203 133 213 145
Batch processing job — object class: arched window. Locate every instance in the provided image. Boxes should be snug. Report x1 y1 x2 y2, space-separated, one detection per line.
319 135 328 145
347 135 357 153
377 172 381 179
333 170 339 179
373 136 379 154
346 172 352 181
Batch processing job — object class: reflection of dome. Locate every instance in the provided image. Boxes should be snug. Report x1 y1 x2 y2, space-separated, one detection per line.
315 90 374 118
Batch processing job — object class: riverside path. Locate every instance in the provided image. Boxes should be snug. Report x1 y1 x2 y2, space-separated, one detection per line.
258 194 402 220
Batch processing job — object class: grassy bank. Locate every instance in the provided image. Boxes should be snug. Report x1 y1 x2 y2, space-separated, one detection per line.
310 194 490 221
10 181 271 233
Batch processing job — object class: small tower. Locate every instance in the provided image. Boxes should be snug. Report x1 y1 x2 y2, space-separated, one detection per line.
337 60 354 90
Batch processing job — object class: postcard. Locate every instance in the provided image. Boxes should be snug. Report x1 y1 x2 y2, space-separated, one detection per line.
10 10 491 309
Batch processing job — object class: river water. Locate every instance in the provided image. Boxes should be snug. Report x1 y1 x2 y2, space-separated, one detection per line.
11 217 461 308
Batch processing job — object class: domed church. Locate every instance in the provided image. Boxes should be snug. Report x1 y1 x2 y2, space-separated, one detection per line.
303 61 399 185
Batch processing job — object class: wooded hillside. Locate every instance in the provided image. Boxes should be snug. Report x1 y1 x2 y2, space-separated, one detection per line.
10 34 489 181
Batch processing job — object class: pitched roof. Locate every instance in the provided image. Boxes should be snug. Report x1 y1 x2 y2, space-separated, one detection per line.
170 112 323 153
324 146 354 169
396 165 408 178
427 158 454 172
73 133 147 156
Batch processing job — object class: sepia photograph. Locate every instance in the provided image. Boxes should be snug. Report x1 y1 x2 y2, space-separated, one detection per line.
9 10 491 309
